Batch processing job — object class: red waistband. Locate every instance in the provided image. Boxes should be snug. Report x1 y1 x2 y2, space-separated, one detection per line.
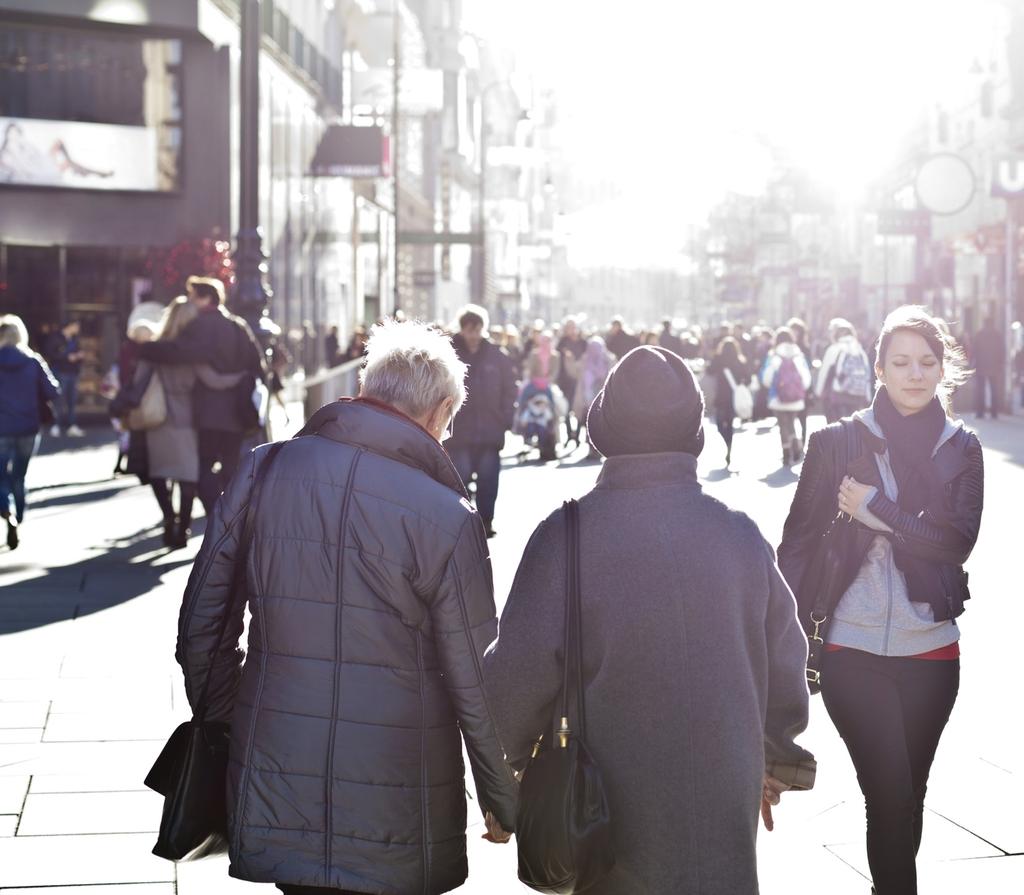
825 643 960 660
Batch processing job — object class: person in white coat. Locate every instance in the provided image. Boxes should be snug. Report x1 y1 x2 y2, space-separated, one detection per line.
761 327 813 465
817 320 873 423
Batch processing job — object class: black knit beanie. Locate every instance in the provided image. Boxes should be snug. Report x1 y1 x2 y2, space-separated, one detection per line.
586 346 705 458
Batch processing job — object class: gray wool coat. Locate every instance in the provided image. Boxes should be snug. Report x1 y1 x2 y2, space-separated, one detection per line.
483 452 816 895
177 399 518 894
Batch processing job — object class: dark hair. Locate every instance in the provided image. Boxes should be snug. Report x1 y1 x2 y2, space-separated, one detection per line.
773 326 794 347
874 305 970 408
458 309 485 330
186 275 225 306
786 317 807 338
715 335 746 368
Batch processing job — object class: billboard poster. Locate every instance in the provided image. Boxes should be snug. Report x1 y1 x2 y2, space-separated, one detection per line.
0 116 161 191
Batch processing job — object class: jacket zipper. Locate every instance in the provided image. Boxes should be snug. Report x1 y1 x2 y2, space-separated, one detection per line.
324 449 363 881
882 544 894 654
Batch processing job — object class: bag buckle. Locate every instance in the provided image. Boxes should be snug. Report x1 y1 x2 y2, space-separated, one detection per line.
809 612 828 645
806 668 821 685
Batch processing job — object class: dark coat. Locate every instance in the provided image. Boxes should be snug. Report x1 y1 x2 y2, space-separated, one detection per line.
0 346 60 437
777 417 983 631
140 307 264 432
447 336 517 450
44 331 82 375
483 453 816 895
177 399 518 893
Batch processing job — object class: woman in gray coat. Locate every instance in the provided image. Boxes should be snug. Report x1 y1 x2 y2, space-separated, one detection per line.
484 346 816 895
177 320 516 895
142 296 243 548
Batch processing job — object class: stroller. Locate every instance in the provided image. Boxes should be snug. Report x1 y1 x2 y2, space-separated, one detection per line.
515 388 560 462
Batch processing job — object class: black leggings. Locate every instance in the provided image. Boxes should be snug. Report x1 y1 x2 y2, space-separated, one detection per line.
715 412 734 454
821 648 959 895
150 480 198 528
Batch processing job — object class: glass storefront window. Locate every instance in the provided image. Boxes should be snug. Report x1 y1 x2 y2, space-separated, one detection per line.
0 23 183 191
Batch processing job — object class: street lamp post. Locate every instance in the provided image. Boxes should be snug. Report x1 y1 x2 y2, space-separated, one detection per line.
231 0 273 330
392 0 402 315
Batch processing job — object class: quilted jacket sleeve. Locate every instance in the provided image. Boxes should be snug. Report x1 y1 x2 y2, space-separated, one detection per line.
175 448 259 723
777 428 834 598
761 541 816 791
429 516 519 832
866 433 984 566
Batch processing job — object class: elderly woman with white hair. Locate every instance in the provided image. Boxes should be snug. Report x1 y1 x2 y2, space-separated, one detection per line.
0 314 61 550
174 319 517 895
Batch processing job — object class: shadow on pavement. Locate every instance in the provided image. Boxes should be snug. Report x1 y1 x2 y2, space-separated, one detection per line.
34 428 118 457
968 415 1024 468
28 483 136 512
0 526 194 636
760 465 800 488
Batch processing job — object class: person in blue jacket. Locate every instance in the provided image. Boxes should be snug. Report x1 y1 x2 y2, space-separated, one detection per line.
0 314 60 550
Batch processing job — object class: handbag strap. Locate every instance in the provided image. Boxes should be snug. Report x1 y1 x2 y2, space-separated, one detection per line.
723 367 738 390
194 440 285 722
557 499 587 745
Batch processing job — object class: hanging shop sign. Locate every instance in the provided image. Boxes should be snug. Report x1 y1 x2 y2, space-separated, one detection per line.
992 156 1024 198
311 125 389 179
915 153 975 215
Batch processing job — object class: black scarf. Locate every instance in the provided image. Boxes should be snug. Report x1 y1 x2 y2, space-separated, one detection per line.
872 387 948 608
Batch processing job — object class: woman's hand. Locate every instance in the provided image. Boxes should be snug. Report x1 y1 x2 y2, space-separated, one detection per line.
760 774 790 832
838 476 873 517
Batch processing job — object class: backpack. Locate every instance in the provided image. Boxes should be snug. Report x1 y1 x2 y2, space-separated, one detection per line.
833 347 870 398
775 356 806 403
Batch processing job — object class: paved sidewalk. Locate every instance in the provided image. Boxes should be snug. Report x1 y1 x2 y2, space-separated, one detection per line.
0 414 1022 893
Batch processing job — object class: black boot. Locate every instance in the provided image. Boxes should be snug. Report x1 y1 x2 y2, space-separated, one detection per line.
162 516 176 548
4 515 18 551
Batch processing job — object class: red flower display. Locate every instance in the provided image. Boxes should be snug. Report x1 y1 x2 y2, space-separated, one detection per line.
145 236 235 296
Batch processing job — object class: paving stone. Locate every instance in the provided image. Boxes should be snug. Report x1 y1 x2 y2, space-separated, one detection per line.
0 740 161 779
0 832 173 885
0 814 17 836
29 774 148 794
0 704 49 729
2 887 174 895
176 858 265 895
0 777 28 813
17 790 163 836
0 730 42 745
42 712 182 743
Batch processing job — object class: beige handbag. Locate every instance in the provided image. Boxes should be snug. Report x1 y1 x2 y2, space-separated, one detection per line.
125 367 168 431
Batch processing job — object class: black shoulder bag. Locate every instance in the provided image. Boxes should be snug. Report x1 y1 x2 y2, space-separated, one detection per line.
804 421 862 694
145 440 285 861
516 499 614 894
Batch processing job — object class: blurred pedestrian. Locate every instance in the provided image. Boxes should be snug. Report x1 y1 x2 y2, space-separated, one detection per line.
112 321 157 479
658 318 684 355
557 317 587 445
778 306 981 895
485 345 816 895
707 336 750 468
0 314 61 550
605 316 640 359
344 324 369 363
970 316 1005 419
761 327 812 466
572 336 614 444
786 317 812 441
137 277 265 516
447 305 517 538
45 319 85 437
324 325 341 368
817 319 872 423
176 319 517 894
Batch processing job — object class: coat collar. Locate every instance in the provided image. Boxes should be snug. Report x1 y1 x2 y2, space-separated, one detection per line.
296 398 468 497
595 451 700 490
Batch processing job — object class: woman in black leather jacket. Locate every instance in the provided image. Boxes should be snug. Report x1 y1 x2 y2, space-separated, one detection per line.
777 306 983 895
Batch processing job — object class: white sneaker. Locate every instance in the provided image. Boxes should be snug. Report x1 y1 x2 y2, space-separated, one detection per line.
49 425 61 437
66 425 85 437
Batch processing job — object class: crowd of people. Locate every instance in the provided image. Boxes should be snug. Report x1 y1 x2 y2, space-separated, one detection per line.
169 303 983 895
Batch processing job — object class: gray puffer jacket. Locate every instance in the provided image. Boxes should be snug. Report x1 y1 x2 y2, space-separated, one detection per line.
176 398 518 894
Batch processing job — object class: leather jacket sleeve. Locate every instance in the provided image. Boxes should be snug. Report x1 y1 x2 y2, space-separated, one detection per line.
430 515 519 832
777 428 836 598
866 433 984 566
175 448 260 723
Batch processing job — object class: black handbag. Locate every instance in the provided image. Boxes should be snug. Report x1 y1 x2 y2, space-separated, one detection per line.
145 440 284 861
516 499 614 894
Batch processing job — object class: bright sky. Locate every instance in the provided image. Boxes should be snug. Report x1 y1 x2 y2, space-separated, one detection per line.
463 0 1005 268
